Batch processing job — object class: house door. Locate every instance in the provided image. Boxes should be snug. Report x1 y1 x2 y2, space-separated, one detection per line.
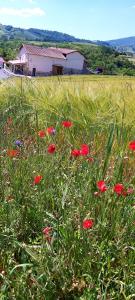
32 68 36 76
52 65 63 75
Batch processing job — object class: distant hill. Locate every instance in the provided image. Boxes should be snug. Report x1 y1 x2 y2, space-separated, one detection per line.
1 23 135 54
0 23 109 46
108 37 135 53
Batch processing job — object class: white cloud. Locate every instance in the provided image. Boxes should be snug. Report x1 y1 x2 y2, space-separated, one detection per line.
0 7 45 17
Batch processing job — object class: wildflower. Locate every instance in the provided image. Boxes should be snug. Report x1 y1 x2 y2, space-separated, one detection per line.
33 175 43 185
15 140 23 147
62 121 73 128
7 149 19 158
129 141 135 151
83 219 94 229
42 227 52 243
97 180 107 192
71 149 81 157
80 144 89 156
48 144 56 154
46 127 56 135
42 227 52 235
127 188 134 195
87 157 94 163
122 188 134 197
114 183 124 195
38 130 46 138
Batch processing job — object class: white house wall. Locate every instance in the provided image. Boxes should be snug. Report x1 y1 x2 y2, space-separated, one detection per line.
19 47 28 62
27 54 66 74
65 52 84 70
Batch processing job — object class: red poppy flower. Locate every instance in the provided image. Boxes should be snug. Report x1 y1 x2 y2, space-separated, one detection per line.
33 175 43 185
62 121 73 128
48 144 56 154
114 183 124 195
97 180 107 192
7 149 19 158
80 144 89 156
42 227 52 243
38 130 46 138
42 227 52 235
46 127 56 135
71 149 81 157
83 219 94 229
129 141 135 151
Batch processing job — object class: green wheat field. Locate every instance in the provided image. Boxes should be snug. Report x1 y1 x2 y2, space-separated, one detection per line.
0 75 135 300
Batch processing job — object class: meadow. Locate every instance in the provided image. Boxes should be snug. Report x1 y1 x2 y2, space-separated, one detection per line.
0 75 135 299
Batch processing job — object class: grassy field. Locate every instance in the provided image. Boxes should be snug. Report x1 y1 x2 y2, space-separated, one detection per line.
0 75 135 299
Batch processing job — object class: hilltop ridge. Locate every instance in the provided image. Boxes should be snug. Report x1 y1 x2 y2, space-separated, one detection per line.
0 23 108 46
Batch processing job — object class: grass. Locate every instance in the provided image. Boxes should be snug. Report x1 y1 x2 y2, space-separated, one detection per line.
0 75 135 299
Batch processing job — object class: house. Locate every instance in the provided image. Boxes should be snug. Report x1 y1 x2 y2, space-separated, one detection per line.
8 44 85 76
0 57 5 69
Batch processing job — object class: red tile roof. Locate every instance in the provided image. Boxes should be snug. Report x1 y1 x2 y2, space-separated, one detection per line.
49 47 77 55
21 44 66 60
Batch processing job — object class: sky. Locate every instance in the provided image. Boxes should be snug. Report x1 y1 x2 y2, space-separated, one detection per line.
0 0 135 41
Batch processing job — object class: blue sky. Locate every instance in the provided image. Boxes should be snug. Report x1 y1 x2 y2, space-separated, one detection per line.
0 0 135 40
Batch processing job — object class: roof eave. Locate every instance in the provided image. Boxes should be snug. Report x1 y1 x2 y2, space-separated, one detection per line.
26 53 66 60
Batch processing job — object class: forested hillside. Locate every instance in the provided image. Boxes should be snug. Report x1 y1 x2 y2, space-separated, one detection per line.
108 36 135 53
70 43 135 75
0 23 109 45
